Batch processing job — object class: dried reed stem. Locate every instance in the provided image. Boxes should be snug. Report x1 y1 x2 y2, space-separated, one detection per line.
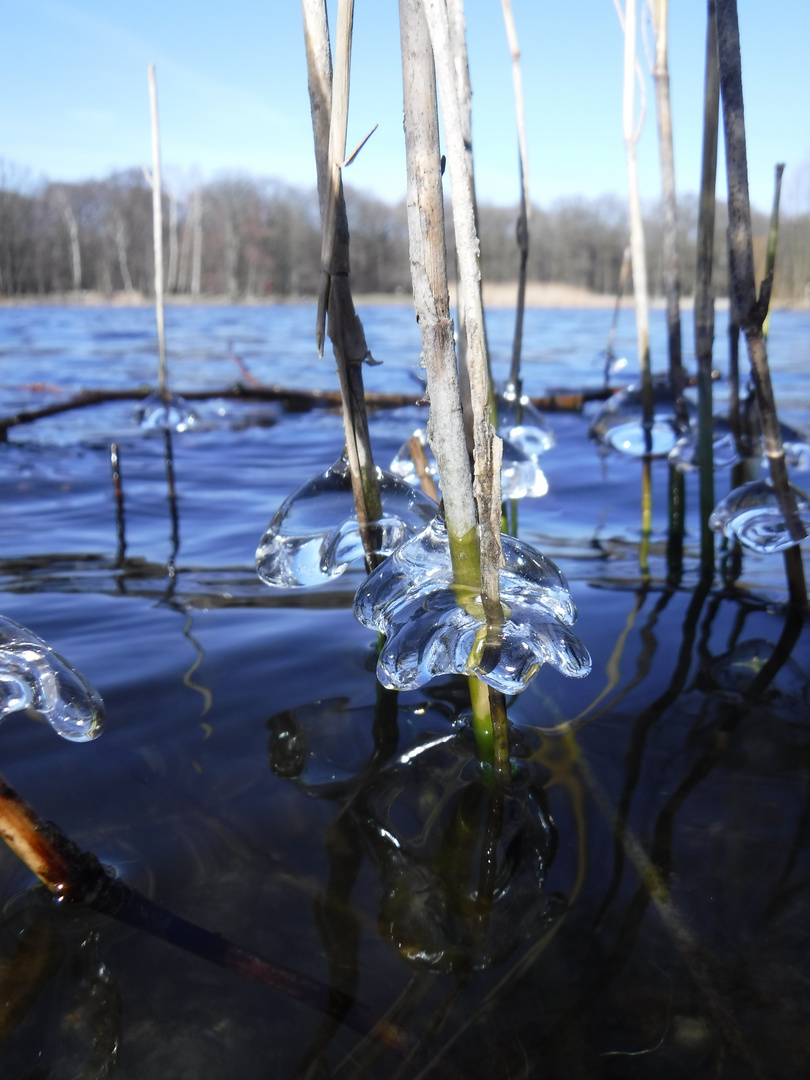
651 0 685 409
694 0 720 575
398 0 476 559
148 65 167 398
501 0 531 392
618 0 653 425
715 0 807 606
422 0 504 619
399 0 507 772
315 0 353 357
762 163 785 340
301 0 382 549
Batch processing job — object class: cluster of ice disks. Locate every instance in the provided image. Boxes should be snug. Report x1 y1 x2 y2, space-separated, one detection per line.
588 380 810 556
257 387 592 695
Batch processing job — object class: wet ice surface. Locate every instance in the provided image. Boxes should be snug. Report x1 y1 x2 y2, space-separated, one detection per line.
709 478 810 554
256 453 438 587
0 615 104 741
354 516 591 693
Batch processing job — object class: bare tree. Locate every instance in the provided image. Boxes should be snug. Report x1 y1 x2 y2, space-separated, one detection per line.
53 186 82 290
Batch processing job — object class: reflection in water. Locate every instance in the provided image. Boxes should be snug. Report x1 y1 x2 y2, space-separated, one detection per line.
354 733 561 975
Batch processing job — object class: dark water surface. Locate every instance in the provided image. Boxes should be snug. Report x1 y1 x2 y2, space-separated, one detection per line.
1 304 809 1079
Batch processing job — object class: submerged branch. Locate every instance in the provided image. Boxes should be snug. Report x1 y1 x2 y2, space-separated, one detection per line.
0 772 413 1054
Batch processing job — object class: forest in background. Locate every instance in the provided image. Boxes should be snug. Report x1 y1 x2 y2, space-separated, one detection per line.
1 161 808 302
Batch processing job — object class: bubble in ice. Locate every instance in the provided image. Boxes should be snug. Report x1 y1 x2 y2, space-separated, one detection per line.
668 417 742 473
256 453 439 588
353 516 591 694
589 380 692 458
0 616 104 742
391 427 548 501
134 391 197 432
709 478 810 554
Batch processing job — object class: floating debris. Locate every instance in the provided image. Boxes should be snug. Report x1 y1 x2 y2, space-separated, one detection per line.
256 453 438 588
354 516 590 694
134 391 197 432
709 478 810 554
0 616 104 741
589 380 692 457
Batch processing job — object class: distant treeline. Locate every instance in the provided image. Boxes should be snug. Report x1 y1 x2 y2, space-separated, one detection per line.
1 162 808 301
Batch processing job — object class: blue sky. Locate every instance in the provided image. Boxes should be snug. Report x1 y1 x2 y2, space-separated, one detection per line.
2 0 808 215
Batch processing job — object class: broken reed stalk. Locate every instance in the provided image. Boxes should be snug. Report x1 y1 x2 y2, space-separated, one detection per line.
501 0 530 396
0 774 411 1053
399 0 507 775
301 0 383 553
715 0 807 608
147 65 167 399
694 0 720 577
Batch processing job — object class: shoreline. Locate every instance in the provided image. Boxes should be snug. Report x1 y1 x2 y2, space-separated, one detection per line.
1 282 807 311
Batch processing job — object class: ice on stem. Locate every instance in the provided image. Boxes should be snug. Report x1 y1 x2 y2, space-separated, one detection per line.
589 380 693 457
0 616 104 742
497 384 556 459
257 453 437 588
354 516 590 694
391 428 548 501
709 478 810 554
669 417 741 473
135 391 197 433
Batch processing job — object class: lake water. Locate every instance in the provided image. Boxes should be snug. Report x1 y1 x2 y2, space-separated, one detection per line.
1 302 809 1078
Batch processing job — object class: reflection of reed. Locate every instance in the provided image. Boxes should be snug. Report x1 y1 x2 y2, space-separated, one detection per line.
163 428 179 587
110 442 126 569
594 577 712 927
